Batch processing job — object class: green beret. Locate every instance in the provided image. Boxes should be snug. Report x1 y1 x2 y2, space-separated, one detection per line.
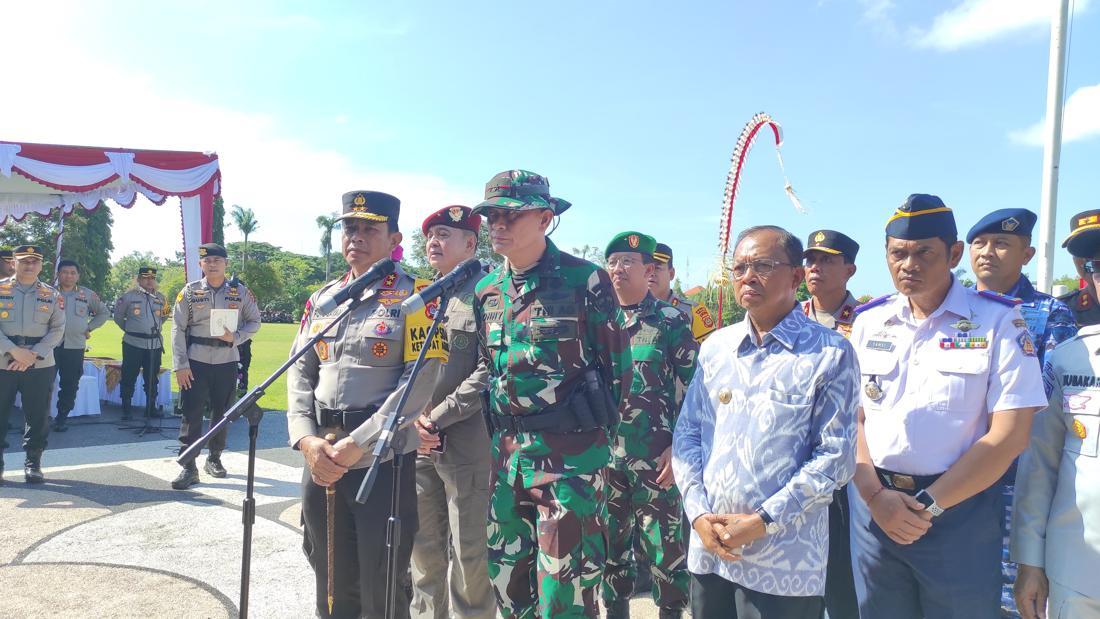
605 231 656 259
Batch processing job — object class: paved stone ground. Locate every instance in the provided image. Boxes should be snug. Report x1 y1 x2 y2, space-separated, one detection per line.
2 406 663 618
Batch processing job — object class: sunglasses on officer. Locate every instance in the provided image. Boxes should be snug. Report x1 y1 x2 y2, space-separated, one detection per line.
1084 260 1100 275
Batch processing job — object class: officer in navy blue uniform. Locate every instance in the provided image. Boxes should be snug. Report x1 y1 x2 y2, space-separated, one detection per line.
967 208 1078 618
849 195 1048 619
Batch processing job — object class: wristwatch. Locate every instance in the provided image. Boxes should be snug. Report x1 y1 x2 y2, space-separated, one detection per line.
915 489 945 517
755 507 780 535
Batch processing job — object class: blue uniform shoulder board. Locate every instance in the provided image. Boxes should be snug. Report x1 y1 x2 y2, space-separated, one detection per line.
855 294 894 314
978 289 1022 306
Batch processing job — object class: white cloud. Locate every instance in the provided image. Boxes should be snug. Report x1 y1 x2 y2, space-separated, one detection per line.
0 3 467 262
1010 83 1100 145
916 0 1092 51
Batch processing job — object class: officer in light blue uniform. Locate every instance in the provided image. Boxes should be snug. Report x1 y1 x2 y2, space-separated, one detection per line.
848 194 1048 619
967 207 1078 618
1011 222 1100 616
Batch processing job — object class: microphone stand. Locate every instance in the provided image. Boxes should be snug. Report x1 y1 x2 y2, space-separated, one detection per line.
177 289 373 619
355 290 448 619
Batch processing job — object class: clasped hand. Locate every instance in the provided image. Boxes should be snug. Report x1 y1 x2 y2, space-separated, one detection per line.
301 435 365 487
692 512 766 562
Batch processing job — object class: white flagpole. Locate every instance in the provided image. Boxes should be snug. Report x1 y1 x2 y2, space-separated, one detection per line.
1036 0 1071 293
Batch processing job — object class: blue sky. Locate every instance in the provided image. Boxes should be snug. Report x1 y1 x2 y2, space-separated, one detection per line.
3 1 1098 296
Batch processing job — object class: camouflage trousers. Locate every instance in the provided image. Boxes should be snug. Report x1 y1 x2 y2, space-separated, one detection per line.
602 466 688 610
487 469 607 618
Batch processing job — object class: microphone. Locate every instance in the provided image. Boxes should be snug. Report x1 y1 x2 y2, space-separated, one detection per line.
316 258 396 314
401 258 484 315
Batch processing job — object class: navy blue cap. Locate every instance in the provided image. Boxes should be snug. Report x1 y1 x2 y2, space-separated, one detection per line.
885 194 957 240
966 208 1037 243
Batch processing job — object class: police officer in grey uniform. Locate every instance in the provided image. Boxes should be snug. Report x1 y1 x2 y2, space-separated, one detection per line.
0 245 65 484
410 205 493 619
170 243 261 489
113 266 168 420
0 248 14 278
650 243 717 343
288 190 445 618
52 259 109 432
1011 219 1100 619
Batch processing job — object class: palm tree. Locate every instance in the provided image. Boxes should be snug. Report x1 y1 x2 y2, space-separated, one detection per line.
230 205 259 272
316 213 341 280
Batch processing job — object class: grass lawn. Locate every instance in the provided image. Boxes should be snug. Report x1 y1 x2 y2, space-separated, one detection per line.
85 322 298 411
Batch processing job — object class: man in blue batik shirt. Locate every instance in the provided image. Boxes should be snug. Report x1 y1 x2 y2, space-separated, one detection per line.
967 207 1078 618
672 225 860 619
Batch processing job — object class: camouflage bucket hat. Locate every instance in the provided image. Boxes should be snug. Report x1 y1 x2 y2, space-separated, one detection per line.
471 169 572 216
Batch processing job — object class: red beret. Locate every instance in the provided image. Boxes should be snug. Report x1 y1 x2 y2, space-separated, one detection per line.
421 205 481 235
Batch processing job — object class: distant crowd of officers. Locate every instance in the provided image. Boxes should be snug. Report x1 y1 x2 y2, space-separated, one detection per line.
6 168 1099 619
0 242 261 491
279 169 1100 619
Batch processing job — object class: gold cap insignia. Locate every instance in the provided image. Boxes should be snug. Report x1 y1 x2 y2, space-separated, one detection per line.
814 231 826 243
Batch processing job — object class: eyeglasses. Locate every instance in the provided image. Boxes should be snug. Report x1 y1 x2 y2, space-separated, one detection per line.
1084 260 1100 275
606 256 642 269
730 259 793 279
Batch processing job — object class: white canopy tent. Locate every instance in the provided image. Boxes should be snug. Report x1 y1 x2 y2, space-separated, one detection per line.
0 140 221 280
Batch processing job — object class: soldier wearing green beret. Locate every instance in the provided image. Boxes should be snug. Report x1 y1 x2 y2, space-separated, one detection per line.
113 265 169 421
603 232 698 619
0 245 66 484
471 170 633 618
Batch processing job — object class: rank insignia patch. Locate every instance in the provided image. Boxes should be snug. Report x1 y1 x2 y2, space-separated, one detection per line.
1072 418 1087 439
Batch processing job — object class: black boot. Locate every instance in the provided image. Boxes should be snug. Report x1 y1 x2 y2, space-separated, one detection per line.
121 401 133 421
605 598 629 619
53 410 69 432
24 450 45 484
657 607 682 619
204 454 227 478
171 463 200 490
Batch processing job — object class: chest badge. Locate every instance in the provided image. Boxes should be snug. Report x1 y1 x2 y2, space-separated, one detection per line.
373 342 389 357
864 380 884 401
717 388 732 404
374 322 392 336
940 337 988 349
315 340 329 361
950 319 980 333
0 311 7 319
866 340 895 352
1072 418 1088 439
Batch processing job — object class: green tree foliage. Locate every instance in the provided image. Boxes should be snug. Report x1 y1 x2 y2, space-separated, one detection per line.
1 211 58 282
212 196 225 246
315 213 341 281
106 251 163 302
1054 274 1081 292
58 203 114 293
230 204 259 270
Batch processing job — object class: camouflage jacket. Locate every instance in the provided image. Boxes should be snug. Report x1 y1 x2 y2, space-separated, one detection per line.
474 239 632 488
612 292 699 471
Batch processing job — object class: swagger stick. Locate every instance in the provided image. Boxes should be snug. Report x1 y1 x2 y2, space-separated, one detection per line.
325 432 338 616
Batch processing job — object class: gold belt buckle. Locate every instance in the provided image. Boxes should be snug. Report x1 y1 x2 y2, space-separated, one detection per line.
891 474 916 491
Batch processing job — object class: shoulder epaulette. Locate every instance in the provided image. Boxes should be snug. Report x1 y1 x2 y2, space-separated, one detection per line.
978 289 1022 306
854 294 894 314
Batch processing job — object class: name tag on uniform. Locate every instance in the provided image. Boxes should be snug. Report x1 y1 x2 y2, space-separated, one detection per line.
866 340 895 352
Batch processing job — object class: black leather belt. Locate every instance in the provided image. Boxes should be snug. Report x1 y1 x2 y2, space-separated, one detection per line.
488 408 591 435
875 467 942 493
7 335 43 346
125 332 160 340
316 406 378 430
188 335 234 348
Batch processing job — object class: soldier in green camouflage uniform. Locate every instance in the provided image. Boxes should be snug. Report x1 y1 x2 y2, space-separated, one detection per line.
471 170 633 619
602 232 697 619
